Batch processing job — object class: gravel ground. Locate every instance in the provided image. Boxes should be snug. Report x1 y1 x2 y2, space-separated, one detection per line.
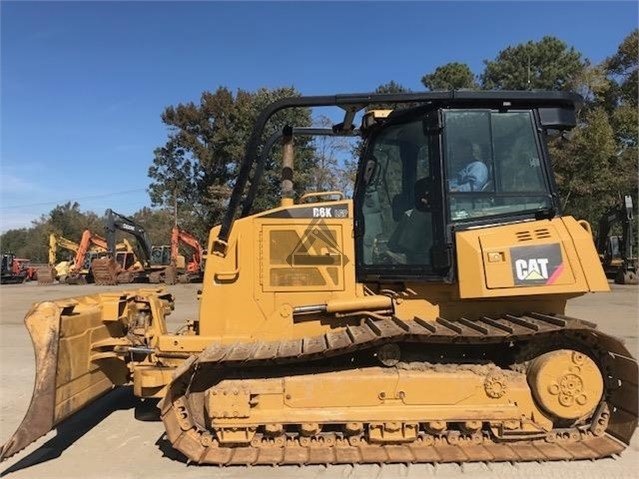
0 281 637 479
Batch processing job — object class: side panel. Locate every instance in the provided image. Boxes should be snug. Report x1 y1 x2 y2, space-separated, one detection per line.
456 217 609 299
261 223 345 292
200 200 360 341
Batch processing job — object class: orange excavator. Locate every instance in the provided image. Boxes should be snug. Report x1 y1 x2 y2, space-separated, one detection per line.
65 230 135 284
171 225 205 282
37 230 134 284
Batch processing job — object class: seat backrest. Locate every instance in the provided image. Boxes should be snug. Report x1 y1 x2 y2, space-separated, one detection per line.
391 193 411 222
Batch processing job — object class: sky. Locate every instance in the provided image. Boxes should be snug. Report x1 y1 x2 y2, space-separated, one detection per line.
1 1 637 232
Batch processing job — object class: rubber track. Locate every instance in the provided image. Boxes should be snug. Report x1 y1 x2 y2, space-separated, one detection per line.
162 312 638 465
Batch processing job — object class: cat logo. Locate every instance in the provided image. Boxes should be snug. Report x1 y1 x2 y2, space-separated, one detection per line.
515 258 550 281
510 244 564 286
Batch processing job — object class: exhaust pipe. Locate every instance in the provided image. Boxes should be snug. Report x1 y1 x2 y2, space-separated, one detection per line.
281 125 294 207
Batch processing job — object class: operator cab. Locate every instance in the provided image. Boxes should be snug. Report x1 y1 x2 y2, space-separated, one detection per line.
355 99 576 282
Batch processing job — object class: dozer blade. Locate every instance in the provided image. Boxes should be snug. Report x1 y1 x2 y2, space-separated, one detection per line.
0 294 137 461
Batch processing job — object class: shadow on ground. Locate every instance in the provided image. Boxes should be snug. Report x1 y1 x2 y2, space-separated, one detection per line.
1 387 136 476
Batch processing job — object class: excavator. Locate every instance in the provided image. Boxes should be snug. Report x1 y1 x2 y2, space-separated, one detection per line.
66 230 135 284
596 195 637 285
37 230 133 285
91 209 176 285
1 91 636 466
171 225 205 282
36 233 79 285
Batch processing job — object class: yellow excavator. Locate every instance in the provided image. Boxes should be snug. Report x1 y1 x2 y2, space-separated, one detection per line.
37 231 134 284
36 233 84 285
1 91 636 466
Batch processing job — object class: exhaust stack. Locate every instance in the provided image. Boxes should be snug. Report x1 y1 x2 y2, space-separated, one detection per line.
281 125 294 207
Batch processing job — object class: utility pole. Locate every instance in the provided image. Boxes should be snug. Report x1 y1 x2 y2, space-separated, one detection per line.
173 188 178 228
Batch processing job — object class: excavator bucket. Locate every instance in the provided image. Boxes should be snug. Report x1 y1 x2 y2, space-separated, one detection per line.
0 290 172 461
91 258 118 285
36 266 56 285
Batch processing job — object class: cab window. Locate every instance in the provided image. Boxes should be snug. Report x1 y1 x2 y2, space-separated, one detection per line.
444 110 551 221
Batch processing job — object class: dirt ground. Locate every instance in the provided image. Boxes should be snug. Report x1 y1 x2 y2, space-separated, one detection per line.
0 282 637 479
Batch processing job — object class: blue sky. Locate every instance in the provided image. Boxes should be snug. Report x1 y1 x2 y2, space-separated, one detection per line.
1 1 637 232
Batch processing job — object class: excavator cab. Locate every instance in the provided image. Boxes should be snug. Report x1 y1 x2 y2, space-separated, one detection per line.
151 245 172 266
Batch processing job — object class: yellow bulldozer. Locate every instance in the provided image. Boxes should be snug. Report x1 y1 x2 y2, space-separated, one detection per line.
1 91 636 466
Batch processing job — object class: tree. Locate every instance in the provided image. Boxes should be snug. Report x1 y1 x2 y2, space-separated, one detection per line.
149 86 317 240
551 107 618 219
602 29 638 150
0 202 105 262
34 201 103 239
131 207 177 246
421 62 478 90
481 36 584 90
305 115 358 197
552 30 638 231
375 81 411 95
604 29 638 108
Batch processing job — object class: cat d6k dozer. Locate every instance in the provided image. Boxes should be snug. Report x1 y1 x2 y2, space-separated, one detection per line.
1 91 637 466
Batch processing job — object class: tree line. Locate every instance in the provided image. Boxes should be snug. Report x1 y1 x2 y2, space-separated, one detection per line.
2 31 636 262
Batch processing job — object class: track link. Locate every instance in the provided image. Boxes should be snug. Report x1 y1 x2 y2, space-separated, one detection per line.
161 312 638 465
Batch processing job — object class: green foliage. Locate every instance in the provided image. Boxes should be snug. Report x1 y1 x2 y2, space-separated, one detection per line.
148 86 316 240
481 36 584 90
0 227 47 262
375 81 411 95
604 29 638 107
550 108 617 219
421 62 478 90
368 81 413 110
2 202 105 262
548 30 638 237
131 207 177 246
33 202 104 238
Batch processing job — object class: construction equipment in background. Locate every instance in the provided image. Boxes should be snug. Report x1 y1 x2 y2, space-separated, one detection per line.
2 91 637 466
596 195 638 285
0 253 29 284
91 209 176 285
36 233 78 284
64 229 104 284
12 258 38 281
37 231 134 285
65 230 132 284
171 225 205 282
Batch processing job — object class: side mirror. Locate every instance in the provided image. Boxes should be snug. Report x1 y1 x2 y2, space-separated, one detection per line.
414 177 434 212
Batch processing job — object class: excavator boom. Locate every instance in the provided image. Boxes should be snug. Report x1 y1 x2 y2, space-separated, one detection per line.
171 225 205 281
